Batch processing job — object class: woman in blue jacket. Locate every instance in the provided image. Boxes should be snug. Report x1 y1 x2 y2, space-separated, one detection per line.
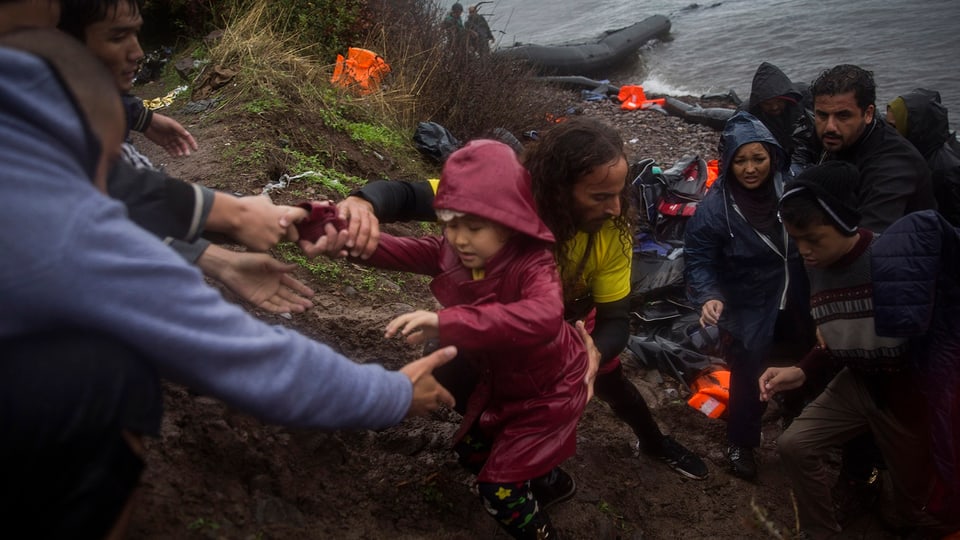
684 111 795 479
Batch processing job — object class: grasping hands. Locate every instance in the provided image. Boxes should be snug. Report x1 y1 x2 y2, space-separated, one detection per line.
299 196 381 259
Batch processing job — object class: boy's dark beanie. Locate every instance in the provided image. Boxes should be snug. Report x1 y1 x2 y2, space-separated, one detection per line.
784 161 862 234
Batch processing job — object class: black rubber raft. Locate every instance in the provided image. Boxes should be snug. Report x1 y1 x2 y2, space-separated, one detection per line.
493 14 671 76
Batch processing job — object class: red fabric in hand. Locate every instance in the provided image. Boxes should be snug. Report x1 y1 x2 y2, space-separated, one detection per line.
295 201 347 242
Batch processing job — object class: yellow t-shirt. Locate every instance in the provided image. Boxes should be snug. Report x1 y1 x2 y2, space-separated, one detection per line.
559 220 633 305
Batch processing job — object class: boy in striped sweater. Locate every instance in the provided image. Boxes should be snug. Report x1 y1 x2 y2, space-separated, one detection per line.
758 161 957 539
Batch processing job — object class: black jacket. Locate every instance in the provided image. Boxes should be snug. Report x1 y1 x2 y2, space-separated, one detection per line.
738 62 803 158
897 89 960 225
824 117 935 232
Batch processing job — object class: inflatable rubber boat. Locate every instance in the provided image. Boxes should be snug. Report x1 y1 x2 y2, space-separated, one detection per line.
494 15 670 76
662 96 736 131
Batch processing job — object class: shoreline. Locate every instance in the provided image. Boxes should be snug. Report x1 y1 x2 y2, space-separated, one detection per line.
572 92 722 169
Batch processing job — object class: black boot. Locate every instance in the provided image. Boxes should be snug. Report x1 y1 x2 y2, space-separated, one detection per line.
727 445 757 480
530 467 576 511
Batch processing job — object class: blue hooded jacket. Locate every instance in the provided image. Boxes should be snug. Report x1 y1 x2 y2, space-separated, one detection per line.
684 112 792 348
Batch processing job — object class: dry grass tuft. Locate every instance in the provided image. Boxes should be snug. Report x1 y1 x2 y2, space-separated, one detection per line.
203 0 574 152
360 0 571 140
207 2 329 107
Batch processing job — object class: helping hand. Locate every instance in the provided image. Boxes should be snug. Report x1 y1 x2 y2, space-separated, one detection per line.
232 195 308 251
300 196 381 259
576 320 599 401
144 113 198 157
216 249 314 313
401 345 457 417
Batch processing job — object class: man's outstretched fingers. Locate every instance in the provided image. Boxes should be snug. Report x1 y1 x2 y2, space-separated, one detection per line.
402 346 458 415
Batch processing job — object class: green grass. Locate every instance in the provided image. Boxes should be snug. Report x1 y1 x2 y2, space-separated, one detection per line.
597 499 635 534
224 140 268 169
343 120 406 150
420 483 455 513
245 94 285 114
275 242 345 281
281 149 365 197
187 517 220 531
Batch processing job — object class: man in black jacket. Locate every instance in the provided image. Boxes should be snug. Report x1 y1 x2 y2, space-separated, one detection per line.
804 64 935 233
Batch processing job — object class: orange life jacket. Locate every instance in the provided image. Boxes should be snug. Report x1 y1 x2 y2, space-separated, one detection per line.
330 47 391 94
618 85 666 111
686 367 730 419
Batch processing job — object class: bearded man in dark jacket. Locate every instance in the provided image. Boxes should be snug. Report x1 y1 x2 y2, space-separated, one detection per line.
803 64 935 233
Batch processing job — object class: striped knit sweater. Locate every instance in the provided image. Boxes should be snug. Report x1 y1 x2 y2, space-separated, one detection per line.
799 229 911 377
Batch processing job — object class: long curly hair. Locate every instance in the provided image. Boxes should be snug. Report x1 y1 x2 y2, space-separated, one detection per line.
522 117 635 275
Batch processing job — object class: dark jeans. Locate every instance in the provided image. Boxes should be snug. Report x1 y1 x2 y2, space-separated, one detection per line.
725 336 765 448
0 329 162 539
592 363 667 453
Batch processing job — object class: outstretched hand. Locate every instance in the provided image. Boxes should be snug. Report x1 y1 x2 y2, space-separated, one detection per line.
144 112 198 157
758 366 806 402
215 249 314 313
401 345 457 417
220 194 308 251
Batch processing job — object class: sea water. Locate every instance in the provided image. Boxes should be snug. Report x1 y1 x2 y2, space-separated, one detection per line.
479 0 960 127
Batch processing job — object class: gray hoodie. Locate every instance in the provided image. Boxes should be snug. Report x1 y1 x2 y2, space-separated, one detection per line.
0 46 412 430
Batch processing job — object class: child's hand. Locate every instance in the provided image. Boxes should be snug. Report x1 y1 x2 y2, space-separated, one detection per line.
386 310 439 346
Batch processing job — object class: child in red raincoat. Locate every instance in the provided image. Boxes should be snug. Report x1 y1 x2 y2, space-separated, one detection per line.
361 139 589 539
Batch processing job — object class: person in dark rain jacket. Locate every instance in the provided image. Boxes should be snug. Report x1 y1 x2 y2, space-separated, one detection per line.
739 62 804 160
358 139 589 540
761 162 960 537
685 111 800 480
886 88 960 225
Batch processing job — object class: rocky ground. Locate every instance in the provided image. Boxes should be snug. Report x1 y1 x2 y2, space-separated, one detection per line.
124 84 897 539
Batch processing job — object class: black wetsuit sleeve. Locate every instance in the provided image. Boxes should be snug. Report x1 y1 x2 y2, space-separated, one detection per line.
592 297 631 364
107 160 210 242
353 180 437 223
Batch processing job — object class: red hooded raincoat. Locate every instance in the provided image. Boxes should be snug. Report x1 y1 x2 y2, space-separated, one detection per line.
365 140 589 482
